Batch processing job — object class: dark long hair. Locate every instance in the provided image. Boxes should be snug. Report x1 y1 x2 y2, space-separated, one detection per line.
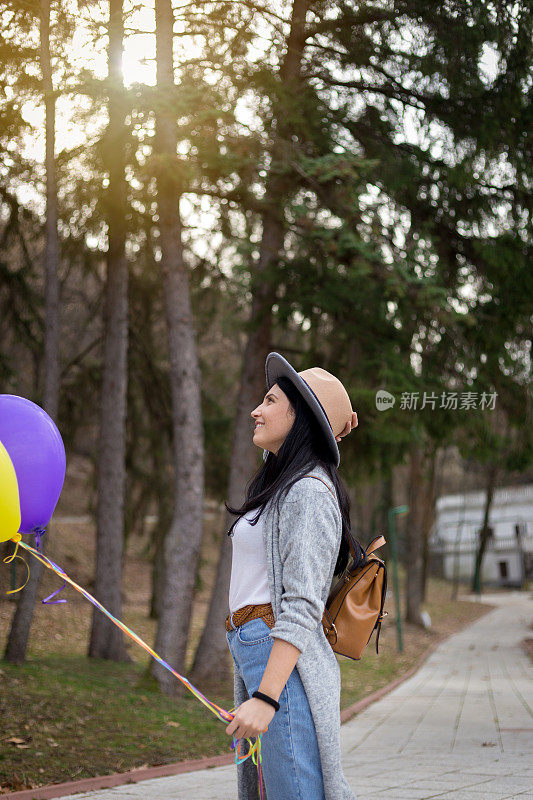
225 375 366 575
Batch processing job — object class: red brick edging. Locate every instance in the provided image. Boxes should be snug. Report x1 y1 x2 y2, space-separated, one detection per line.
2 608 494 800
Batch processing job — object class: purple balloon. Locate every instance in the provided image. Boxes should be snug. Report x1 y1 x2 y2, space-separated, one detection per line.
0 395 66 534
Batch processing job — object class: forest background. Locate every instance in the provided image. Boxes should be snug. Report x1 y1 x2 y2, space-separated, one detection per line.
0 0 532 788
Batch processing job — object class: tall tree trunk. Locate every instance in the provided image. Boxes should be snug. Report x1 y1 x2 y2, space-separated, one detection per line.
4 0 60 664
149 433 173 620
421 446 439 601
88 0 129 661
191 0 310 685
471 463 498 594
150 519 166 620
151 0 205 694
405 436 426 626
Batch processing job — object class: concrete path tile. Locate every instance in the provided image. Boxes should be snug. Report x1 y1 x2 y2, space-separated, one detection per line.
361 789 437 799
425 793 513 800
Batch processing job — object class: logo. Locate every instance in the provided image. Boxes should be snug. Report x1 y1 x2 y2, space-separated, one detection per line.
375 390 395 411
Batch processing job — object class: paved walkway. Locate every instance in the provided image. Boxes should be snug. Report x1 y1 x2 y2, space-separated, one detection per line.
63 592 533 800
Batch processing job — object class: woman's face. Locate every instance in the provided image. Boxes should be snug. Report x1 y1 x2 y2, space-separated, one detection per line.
251 383 295 456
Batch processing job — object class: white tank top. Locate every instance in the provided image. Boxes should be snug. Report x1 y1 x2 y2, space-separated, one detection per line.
228 508 270 614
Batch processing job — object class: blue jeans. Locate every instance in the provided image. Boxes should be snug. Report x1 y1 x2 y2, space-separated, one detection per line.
226 617 326 800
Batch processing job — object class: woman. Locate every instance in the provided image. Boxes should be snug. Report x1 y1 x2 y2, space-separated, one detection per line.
224 351 365 800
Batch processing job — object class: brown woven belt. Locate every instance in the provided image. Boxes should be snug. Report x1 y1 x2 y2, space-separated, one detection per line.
225 602 275 632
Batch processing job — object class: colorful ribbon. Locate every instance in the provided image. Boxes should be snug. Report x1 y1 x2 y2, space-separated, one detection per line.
8 539 264 785
3 540 30 594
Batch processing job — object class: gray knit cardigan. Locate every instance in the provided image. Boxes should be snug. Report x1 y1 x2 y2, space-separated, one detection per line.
233 465 357 800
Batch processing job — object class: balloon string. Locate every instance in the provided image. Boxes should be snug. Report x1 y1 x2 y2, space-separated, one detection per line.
42 580 67 604
32 526 47 551
3 541 30 595
13 539 263 766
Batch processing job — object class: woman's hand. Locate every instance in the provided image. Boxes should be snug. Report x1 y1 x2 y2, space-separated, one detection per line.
225 697 275 740
335 411 358 442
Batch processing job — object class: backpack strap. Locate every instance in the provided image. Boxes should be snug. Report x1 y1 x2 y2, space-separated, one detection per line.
374 564 388 654
364 534 387 653
302 473 335 497
366 535 386 555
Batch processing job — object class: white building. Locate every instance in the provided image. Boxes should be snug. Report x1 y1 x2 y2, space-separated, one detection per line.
430 484 533 587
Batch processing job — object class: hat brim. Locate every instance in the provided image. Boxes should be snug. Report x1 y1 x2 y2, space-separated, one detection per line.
265 352 340 467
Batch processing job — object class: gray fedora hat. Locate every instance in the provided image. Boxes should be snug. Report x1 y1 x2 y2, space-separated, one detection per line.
263 352 356 467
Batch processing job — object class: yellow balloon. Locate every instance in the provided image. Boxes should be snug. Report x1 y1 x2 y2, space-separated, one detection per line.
0 440 21 543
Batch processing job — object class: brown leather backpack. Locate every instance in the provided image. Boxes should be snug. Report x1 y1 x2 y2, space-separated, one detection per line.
304 474 388 660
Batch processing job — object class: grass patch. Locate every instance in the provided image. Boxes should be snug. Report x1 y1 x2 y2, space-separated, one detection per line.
0 655 234 792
